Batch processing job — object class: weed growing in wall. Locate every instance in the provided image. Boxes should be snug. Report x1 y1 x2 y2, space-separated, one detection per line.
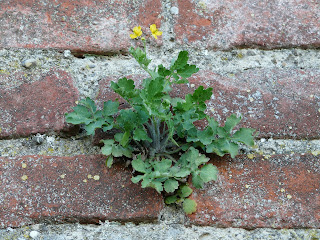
65 24 255 214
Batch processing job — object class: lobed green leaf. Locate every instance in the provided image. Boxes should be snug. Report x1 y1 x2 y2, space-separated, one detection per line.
183 198 197 214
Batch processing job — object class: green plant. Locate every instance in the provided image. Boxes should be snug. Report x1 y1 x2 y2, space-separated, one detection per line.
65 25 255 214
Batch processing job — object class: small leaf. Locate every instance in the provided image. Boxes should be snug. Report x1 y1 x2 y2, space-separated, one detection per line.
164 179 179 193
199 164 218 182
224 114 241 133
206 141 225 156
216 138 239 158
131 174 144 184
111 77 137 100
165 195 178 204
103 100 119 116
207 117 219 133
197 127 214 145
194 152 210 167
132 158 147 173
150 180 163 193
114 132 124 143
153 159 172 173
174 169 191 178
177 64 199 78
158 64 171 77
112 144 132 157
179 185 193 198
120 131 131 147
171 51 188 70
133 128 152 142
84 119 105 135
183 198 197 214
231 128 255 146
65 105 93 125
192 86 213 104
105 156 113 168
80 97 97 112
101 139 115 156
192 172 204 189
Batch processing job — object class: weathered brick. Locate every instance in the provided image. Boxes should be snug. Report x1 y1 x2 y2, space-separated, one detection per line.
187 154 320 228
0 0 162 55
0 155 163 228
96 70 320 139
197 69 320 139
174 0 320 49
0 69 78 138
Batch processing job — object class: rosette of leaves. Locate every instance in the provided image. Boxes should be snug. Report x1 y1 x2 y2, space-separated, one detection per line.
65 48 255 214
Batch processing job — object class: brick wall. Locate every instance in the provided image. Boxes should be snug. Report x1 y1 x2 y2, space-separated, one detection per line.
0 0 319 230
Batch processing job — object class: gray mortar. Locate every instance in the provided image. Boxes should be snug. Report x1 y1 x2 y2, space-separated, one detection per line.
0 213 320 240
1 134 320 157
0 47 319 99
0 206 319 239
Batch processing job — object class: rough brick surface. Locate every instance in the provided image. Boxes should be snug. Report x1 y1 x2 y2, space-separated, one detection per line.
174 0 320 49
0 69 79 138
0 155 163 228
0 0 162 54
96 70 320 139
187 154 320 229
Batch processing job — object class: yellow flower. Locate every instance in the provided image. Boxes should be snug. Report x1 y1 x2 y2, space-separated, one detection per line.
130 26 142 39
150 24 162 39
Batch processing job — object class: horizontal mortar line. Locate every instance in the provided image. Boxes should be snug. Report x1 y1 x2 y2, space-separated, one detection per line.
0 136 320 157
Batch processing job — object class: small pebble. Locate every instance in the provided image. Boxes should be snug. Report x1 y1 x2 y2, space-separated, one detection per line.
170 6 179 14
29 230 40 239
21 59 37 68
21 175 28 181
64 50 72 58
33 134 45 145
93 175 100 180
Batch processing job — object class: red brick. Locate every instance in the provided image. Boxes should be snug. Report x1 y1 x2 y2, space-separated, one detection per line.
201 69 320 139
96 70 320 139
187 154 320 228
0 0 162 55
0 69 79 138
174 0 320 49
0 155 163 228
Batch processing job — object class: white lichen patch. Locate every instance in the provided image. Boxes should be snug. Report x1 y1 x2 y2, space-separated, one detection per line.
83 179 88 183
287 194 292 199
21 175 28 181
21 163 27 168
60 174 66 179
280 188 285 192
87 174 92 179
93 175 100 181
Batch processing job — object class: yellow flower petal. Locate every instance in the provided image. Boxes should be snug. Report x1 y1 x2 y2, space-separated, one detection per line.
150 24 162 39
130 33 138 39
150 24 157 33
130 26 142 39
